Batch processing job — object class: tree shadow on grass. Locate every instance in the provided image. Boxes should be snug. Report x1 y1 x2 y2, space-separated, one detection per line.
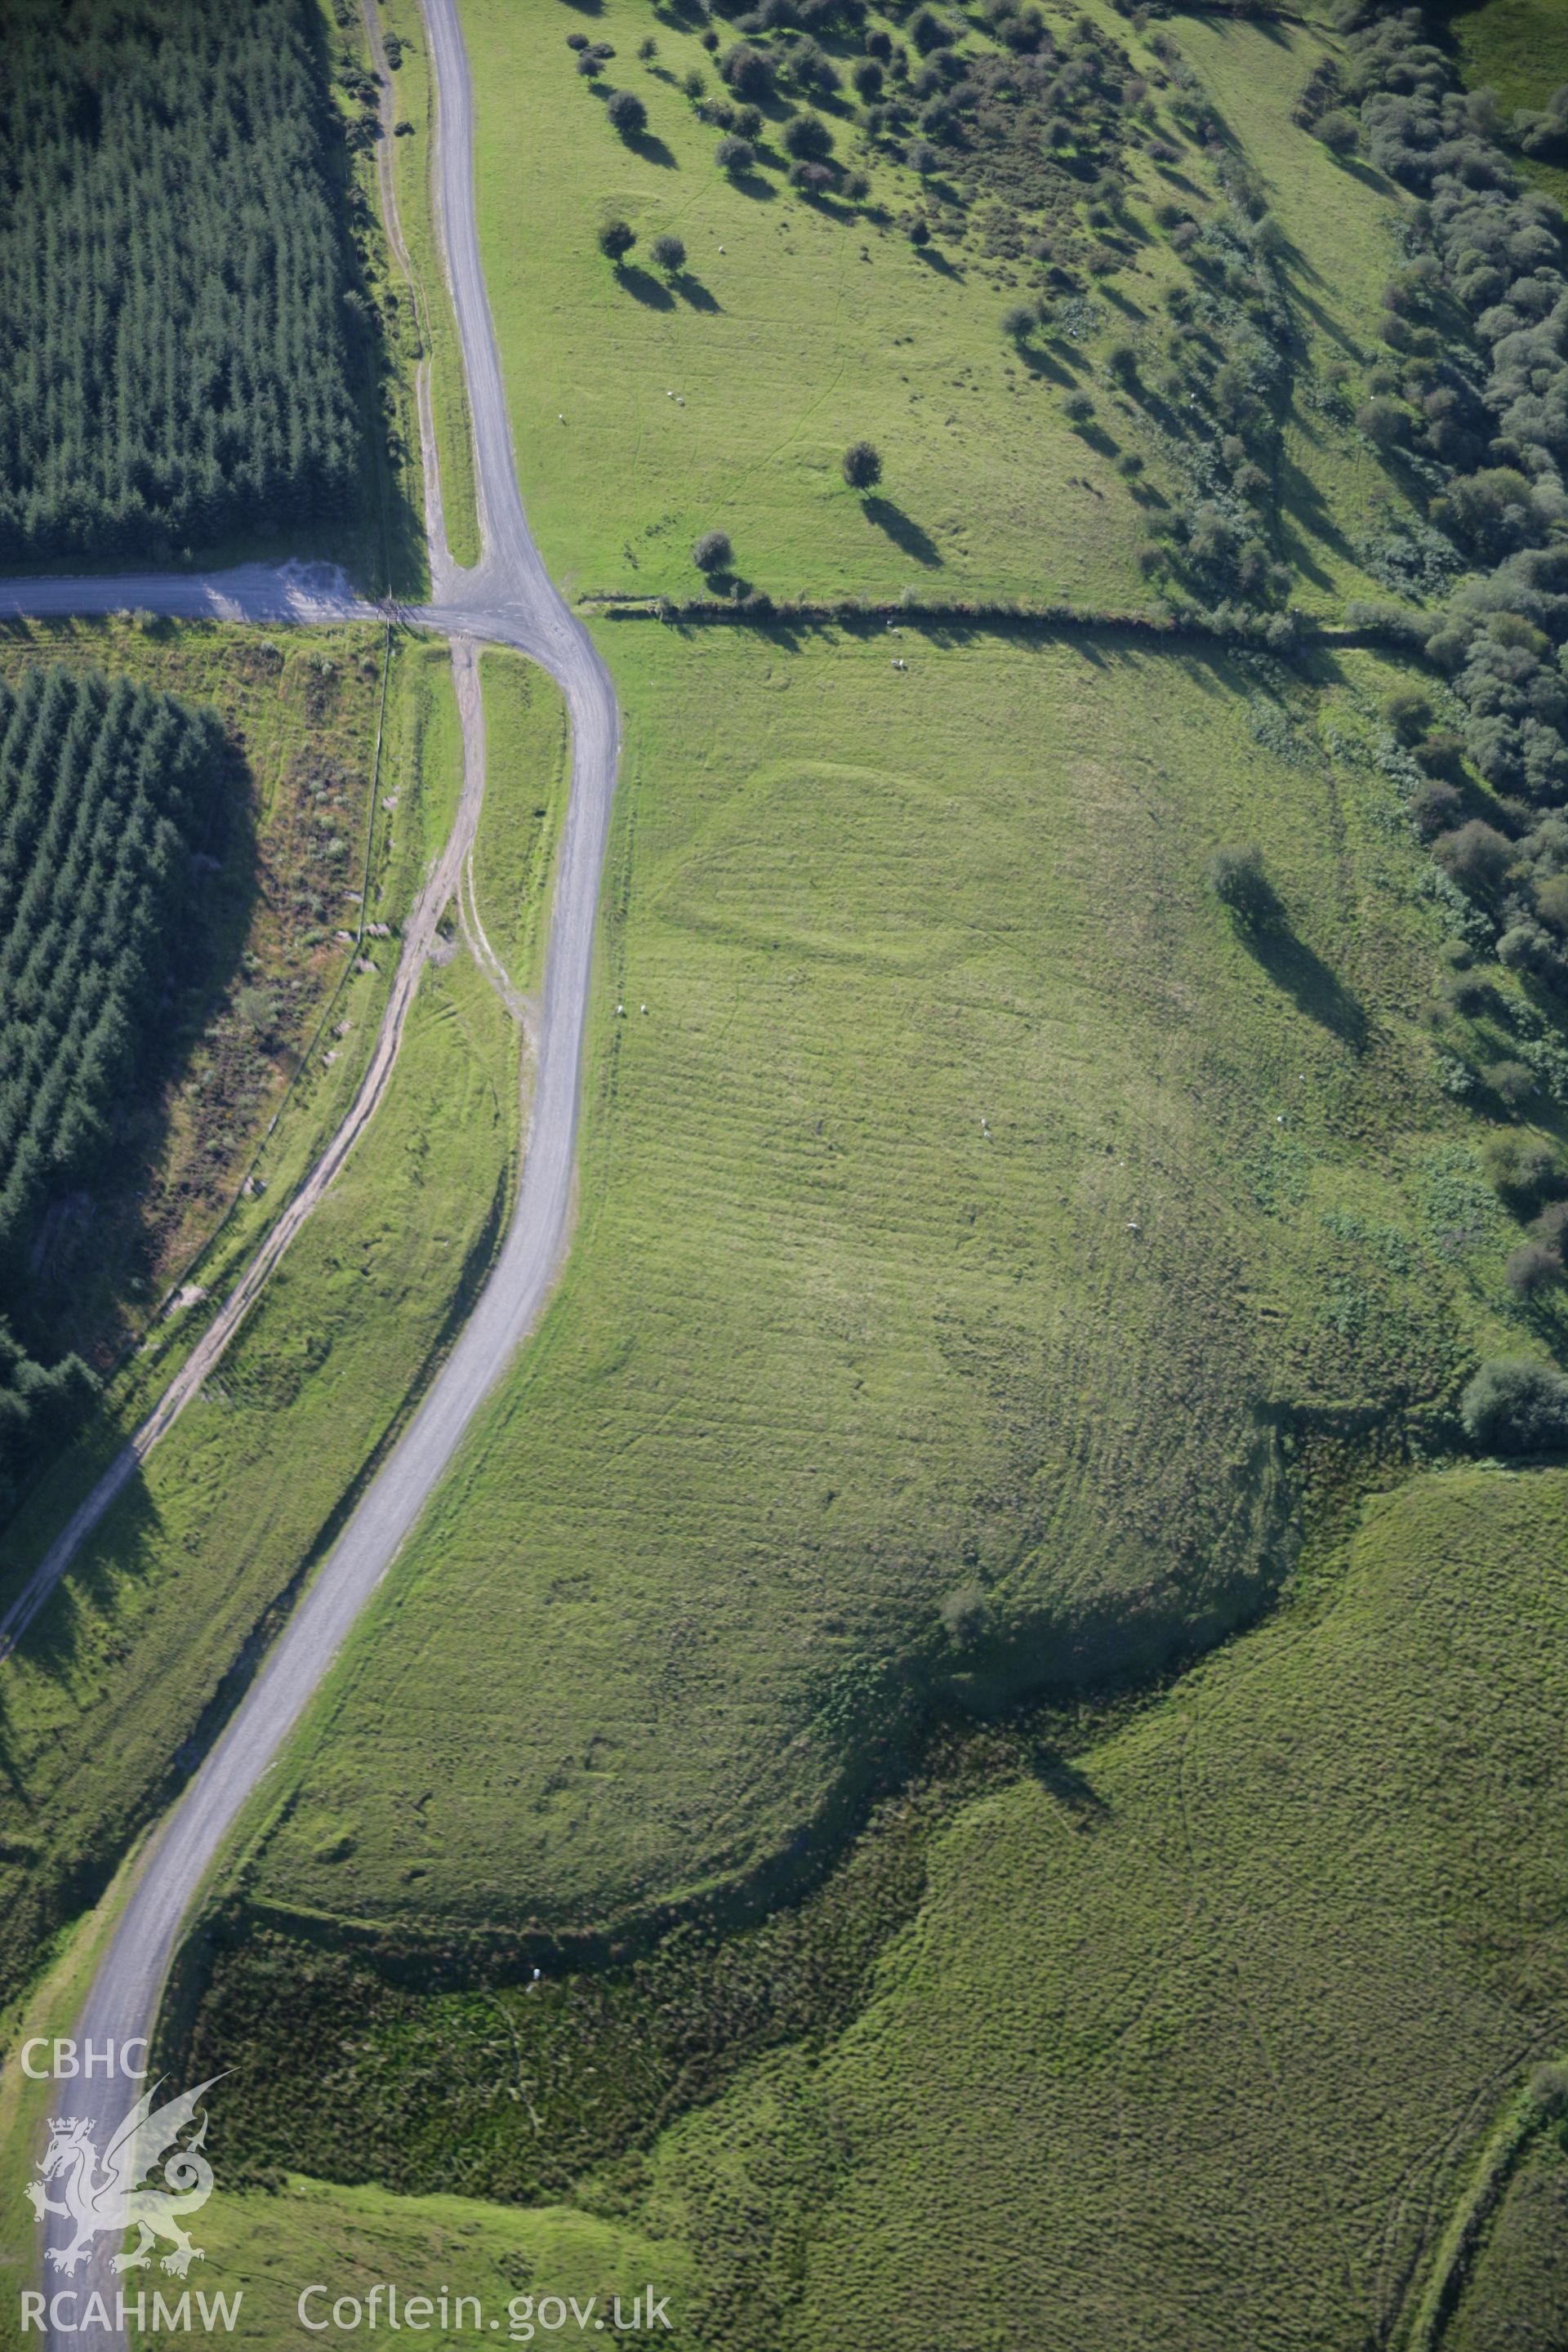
616 264 675 310
0 1459 164 1710
1330 151 1399 198
627 130 679 169
915 243 964 278
1026 1752 1111 1820
1018 343 1078 387
676 274 723 312
1247 922 1368 1051
862 496 942 566
1154 162 1206 200
1276 445 1358 592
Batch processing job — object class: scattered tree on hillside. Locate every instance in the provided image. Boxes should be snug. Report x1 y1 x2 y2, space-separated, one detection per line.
1484 1132 1566 1213
1380 685 1432 744
1356 396 1407 451
715 136 755 176
842 442 883 492
784 113 834 162
693 529 733 573
1436 820 1514 894
719 43 774 104
607 89 648 139
1486 1061 1536 1110
940 1585 992 1647
1513 85 1568 162
652 234 687 278
1462 1358 1568 1454
598 218 637 263
1506 1241 1561 1296
1410 777 1463 838
911 7 951 56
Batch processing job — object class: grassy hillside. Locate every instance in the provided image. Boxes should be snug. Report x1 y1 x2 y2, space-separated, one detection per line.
136 2177 688 2352
216 616 1534 1959
32 4 1564 2345
628 1463 1568 2352
0 644 542 2002
461 0 1132 605
453 0 1492 629
167 1462 1568 2352
457 0 1354 613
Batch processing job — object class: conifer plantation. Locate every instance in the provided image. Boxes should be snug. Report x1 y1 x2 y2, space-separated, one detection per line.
0 668 225 1509
0 0 363 565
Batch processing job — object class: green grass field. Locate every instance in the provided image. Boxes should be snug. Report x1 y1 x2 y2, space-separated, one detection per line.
136 2177 688 2352
460 0 1165 608
1447 2126 1568 2351
470 648 572 998
0 643 560 2003
217 617 1534 1960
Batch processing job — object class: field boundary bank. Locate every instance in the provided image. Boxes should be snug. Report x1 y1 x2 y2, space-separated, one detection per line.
1398 2060 1568 2352
583 595 1402 650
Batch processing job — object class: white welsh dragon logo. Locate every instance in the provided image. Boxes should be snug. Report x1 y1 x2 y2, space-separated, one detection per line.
26 2077 224 2278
